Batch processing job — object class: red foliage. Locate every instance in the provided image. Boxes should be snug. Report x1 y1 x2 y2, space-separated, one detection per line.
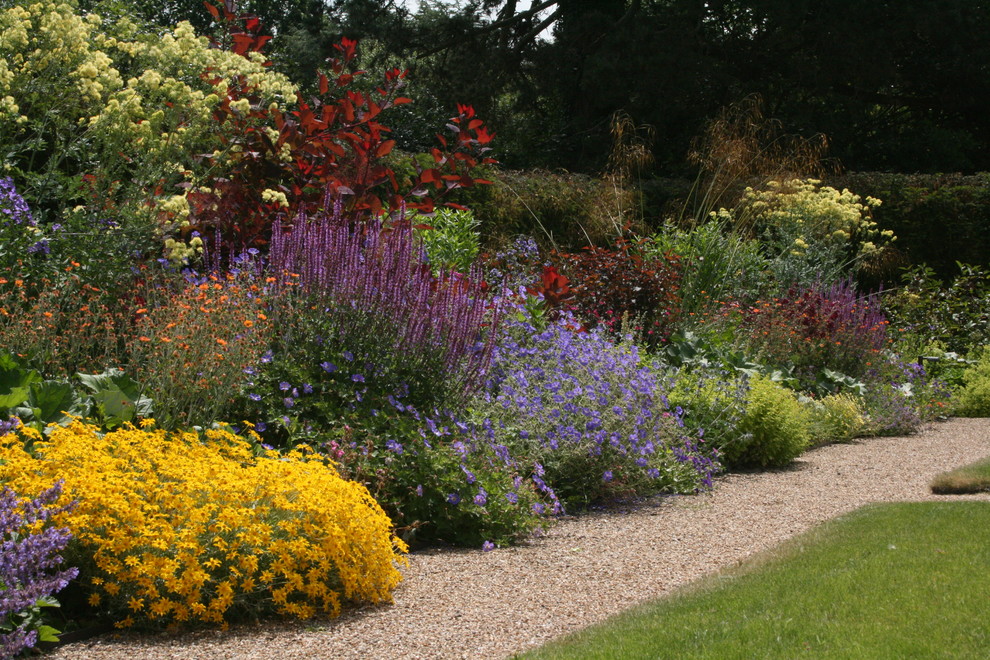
553 237 682 347
185 4 497 253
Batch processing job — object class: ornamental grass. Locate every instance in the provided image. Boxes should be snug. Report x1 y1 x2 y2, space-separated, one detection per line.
0 420 406 629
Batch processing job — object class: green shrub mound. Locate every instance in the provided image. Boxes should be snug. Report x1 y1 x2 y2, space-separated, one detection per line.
724 375 811 469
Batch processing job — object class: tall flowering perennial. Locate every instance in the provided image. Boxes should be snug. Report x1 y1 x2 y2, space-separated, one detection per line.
268 202 500 400
741 279 890 390
1 481 78 658
0 420 406 628
126 266 273 429
477 299 717 507
722 178 895 286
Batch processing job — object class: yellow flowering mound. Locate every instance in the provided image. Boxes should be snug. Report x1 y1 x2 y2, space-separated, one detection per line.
0 420 407 628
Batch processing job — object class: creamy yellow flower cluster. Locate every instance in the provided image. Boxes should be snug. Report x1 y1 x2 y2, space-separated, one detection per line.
0 420 407 628
0 2 296 237
733 178 895 257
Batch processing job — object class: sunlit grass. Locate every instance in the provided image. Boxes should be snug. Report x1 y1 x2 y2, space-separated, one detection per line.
520 502 990 659
931 456 990 494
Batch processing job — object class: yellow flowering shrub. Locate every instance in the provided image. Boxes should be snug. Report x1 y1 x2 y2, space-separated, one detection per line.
717 178 896 285
0 420 406 628
0 1 296 234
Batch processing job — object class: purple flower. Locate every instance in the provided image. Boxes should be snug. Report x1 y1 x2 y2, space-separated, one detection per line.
320 361 337 373
279 381 291 391
248 393 262 402
446 493 461 505
351 373 365 383
482 540 496 552
283 397 295 408
505 491 519 504
415 484 424 497
474 487 488 506
255 421 267 432
260 350 274 364
1 482 78 658
302 383 314 394
603 470 613 482
27 239 50 255
385 438 404 455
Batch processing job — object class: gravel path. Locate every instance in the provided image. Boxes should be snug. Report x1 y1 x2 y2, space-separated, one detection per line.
52 418 990 660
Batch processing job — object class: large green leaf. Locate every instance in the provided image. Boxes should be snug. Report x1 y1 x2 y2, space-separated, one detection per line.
0 352 42 409
77 369 154 423
27 380 85 426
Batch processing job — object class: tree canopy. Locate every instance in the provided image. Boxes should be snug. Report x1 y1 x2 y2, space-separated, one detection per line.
75 0 990 174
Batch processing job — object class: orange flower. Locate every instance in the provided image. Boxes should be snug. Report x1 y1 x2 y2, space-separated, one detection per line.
243 320 254 328
139 336 152 342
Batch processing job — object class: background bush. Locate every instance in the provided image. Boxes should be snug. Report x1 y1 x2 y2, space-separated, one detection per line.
828 172 990 280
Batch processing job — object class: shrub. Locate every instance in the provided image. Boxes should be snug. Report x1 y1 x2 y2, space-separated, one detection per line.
473 304 717 509
861 358 951 435
0 2 295 230
266 203 499 408
0 275 130 379
234 206 547 547
1 480 78 658
553 238 682 348
883 263 990 356
808 393 867 444
952 347 990 417
0 420 406 628
414 207 481 275
472 169 638 250
829 172 990 280
725 374 810 469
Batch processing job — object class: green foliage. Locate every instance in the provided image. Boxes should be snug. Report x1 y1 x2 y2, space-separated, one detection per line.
645 220 768 322
952 347 990 417
474 169 636 250
664 367 750 461
725 374 810 469
883 263 990 356
414 208 481 275
0 351 152 433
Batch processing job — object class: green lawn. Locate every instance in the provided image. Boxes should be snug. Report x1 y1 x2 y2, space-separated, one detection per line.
931 456 990 494
519 502 990 659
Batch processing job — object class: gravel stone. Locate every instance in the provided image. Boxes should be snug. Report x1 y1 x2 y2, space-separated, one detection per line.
51 418 990 660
